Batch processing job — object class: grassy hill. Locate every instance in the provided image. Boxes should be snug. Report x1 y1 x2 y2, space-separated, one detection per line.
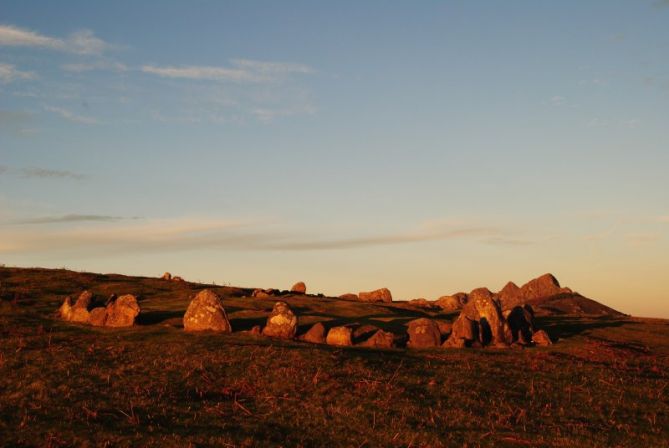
1 267 667 447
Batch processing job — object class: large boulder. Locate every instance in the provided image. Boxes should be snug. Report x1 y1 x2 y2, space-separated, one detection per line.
506 305 535 344
445 288 507 347
301 322 326 344
359 329 395 348
358 288 392 303
69 291 93 323
105 294 140 327
406 318 441 348
326 326 353 346
262 301 298 339
291 282 307 294
183 289 232 333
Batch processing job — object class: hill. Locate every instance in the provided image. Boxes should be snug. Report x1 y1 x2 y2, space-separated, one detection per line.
0 266 667 447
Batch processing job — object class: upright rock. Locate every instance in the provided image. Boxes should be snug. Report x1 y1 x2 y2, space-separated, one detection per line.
58 296 74 321
358 288 392 303
291 282 307 294
301 322 326 344
70 291 93 323
407 318 441 348
105 294 140 327
326 326 353 346
445 288 507 347
506 305 535 344
359 329 395 348
183 289 232 333
161 272 172 280
262 301 298 339
435 294 465 312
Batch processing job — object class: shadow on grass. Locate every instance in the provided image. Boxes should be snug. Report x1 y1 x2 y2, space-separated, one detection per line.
539 316 637 341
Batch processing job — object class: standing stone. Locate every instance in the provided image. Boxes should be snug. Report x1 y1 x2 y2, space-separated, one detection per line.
407 318 441 348
88 307 108 327
58 297 73 321
463 288 507 346
291 282 307 294
262 301 298 339
326 326 353 346
301 322 326 344
105 294 140 327
161 272 172 280
183 289 232 333
70 291 93 323
358 288 392 303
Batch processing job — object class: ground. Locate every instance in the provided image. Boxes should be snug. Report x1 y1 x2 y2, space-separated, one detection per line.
0 267 668 447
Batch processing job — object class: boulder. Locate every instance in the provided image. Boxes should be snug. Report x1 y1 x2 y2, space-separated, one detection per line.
406 318 441 348
436 321 452 336
497 281 522 309
105 294 140 327
88 307 108 327
252 289 274 299
301 322 326 344
506 305 535 344
262 301 298 339
358 288 392 303
446 315 477 345
434 295 463 312
172 276 185 282
532 329 552 346
462 288 506 346
161 272 172 280
291 282 307 294
183 289 232 333
359 329 395 349
339 293 358 301
70 291 93 323
248 325 262 336
326 326 353 346
58 296 73 320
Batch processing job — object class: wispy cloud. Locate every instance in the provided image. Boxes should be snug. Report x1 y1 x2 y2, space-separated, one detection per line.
19 167 85 180
0 24 112 55
141 59 314 83
44 105 99 125
0 63 36 83
0 218 509 255
61 60 127 73
13 214 136 225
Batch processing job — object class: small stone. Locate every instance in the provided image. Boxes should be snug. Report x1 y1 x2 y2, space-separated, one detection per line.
161 272 172 280
532 329 553 346
359 329 395 348
358 288 392 303
291 282 307 294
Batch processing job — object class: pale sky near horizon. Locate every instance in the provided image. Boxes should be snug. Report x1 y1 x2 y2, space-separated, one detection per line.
1 1 668 317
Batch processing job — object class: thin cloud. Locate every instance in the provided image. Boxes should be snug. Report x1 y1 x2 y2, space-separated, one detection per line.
44 105 99 125
14 214 135 225
19 167 85 180
0 24 112 55
0 63 36 83
61 60 127 73
141 59 314 83
0 218 507 256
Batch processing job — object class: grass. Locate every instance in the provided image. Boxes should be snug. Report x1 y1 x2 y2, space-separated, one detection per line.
0 266 668 447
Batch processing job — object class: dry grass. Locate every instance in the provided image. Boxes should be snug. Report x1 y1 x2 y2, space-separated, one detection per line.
0 267 668 447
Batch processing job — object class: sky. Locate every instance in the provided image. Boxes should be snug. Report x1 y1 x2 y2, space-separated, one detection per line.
1 1 668 317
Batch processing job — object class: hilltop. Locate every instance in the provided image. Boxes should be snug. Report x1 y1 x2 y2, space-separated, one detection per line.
0 266 667 447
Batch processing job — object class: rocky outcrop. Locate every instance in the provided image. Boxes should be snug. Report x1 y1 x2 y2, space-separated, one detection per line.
183 289 232 333
262 302 298 339
326 326 353 346
358 288 392 303
406 318 441 348
445 288 506 347
291 282 306 294
301 322 326 344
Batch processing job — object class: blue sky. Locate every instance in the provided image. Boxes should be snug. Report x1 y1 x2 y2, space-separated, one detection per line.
1 1 668 317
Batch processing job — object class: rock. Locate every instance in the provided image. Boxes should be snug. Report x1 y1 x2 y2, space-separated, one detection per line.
88 307 108 327
105 294 140 327
291 282 307 294
301 322 326 344
506 305 535 344
58 296 73 320
161 272 172 280
352 324 380 343
521 274 563 301
497 281 522 309
183 289 232 333
172 276 185 282
406 318 441 348
248 325 262 336
462 288 506 346
252 289 273 299
447 315 476 344
532 329 552 346
326 326 353 346
434 295 463 312
359 329 395 348
70 291 93 323
436 321 452 336
339 293 358 301
358 288 392 303
262 301 298 339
